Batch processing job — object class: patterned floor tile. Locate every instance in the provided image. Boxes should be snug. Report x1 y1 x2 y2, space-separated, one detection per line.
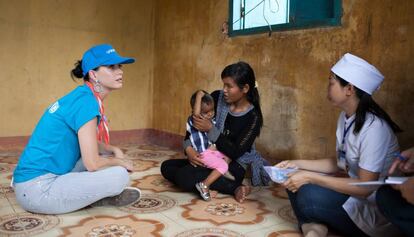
141 213 188 237
7 204 27 214
244 224 295 237
124 147 182 161
181 196 272 225
268 230 302 237
268 184 289 200
59 215 164 237
1 183 16 207
4 174 13 183
264 221 299 233
267 230 343 237
0 152 20 164
0 163 15 173
0 142 332 237
132 144 184 158
85 205 134 217
54 210 92 227
276 205 297 224
0 213 60 237
0 163 16 182
131 174 182 193
118 193 177 214
0 206 17 216
130 159 160 172
174 227 246 237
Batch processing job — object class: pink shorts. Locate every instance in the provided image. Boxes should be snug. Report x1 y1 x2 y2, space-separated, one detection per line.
201 149 228 175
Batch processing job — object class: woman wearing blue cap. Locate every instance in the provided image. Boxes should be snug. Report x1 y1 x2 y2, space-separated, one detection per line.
12 44 141 214
275 53 403 237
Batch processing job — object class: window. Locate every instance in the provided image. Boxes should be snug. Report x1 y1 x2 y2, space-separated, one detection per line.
229 0 342 37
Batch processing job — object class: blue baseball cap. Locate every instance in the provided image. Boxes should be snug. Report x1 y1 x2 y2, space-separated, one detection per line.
81 44 135 76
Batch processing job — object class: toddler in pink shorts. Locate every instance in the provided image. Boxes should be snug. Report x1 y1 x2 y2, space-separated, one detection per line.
186 90 233 201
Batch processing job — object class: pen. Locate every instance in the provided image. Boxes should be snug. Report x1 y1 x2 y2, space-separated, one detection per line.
394 153 407 161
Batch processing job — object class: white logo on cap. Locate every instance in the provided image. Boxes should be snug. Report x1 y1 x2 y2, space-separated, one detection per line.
106 49 115 54
48 101 60 113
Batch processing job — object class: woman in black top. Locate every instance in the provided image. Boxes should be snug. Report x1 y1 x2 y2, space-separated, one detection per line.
161 61 264 203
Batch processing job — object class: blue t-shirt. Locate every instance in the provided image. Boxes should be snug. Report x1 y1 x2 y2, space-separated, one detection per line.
13 85 100 183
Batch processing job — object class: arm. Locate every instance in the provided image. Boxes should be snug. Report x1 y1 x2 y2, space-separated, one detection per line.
98 142 124 159
78 118 133 172
285 119 394 198
193 90 205 117
185 145 205 167
276 158 338 174
284 167 378 198
190 90 220 132
192 91 259 159
184 120 205 167
389 147 414 204
389 146 414 174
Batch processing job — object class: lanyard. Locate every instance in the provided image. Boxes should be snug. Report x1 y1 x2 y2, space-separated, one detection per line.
341 119 355 149
85 81 110 144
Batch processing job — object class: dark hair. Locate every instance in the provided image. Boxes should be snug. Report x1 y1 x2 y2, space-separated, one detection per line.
221 61 263 135
190 90 214 109
70 60 94 81
336 75 402 134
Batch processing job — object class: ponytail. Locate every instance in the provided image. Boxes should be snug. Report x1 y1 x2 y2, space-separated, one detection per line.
337 76 402 134
248 87 263 135
70 60 89 81
354 88 402 134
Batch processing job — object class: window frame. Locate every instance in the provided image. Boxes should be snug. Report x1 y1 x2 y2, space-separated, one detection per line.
228 0 342 37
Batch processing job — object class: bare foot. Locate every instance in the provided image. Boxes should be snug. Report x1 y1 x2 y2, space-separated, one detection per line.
210 190 218 198
234 185 251 203
302 223 328 237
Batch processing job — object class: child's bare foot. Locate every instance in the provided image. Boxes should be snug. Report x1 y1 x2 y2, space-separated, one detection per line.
234 185 251 203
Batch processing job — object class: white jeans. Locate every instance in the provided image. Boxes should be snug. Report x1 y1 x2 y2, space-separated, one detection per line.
14 159 129 214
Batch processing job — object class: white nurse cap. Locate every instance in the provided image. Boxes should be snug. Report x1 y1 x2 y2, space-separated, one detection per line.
331 53 384 95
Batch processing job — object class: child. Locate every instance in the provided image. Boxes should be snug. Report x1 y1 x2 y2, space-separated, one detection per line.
186 90 233 201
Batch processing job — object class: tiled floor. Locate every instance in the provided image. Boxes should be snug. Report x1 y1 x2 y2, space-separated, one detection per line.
0 143 340 237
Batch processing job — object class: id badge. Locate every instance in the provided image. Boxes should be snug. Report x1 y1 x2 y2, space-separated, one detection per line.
337 149 347 171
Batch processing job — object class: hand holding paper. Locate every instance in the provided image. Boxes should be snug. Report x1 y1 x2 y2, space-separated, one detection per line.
264 166 298 183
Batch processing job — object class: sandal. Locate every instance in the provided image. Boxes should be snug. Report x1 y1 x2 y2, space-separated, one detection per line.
195 182 211 201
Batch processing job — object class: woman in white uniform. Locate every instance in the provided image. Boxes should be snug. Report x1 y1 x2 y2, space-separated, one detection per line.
276 53 402 237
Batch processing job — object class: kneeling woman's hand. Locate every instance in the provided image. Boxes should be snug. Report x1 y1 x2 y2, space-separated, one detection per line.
283 170 315 193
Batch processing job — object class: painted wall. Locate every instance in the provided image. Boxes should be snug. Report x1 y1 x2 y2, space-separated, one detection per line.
1 1 412 162
153 0 414 161
0 0 154 137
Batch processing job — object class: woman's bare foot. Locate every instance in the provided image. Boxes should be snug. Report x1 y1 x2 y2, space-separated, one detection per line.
234 185 251 203
210 190 218 198
302 223 328 237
